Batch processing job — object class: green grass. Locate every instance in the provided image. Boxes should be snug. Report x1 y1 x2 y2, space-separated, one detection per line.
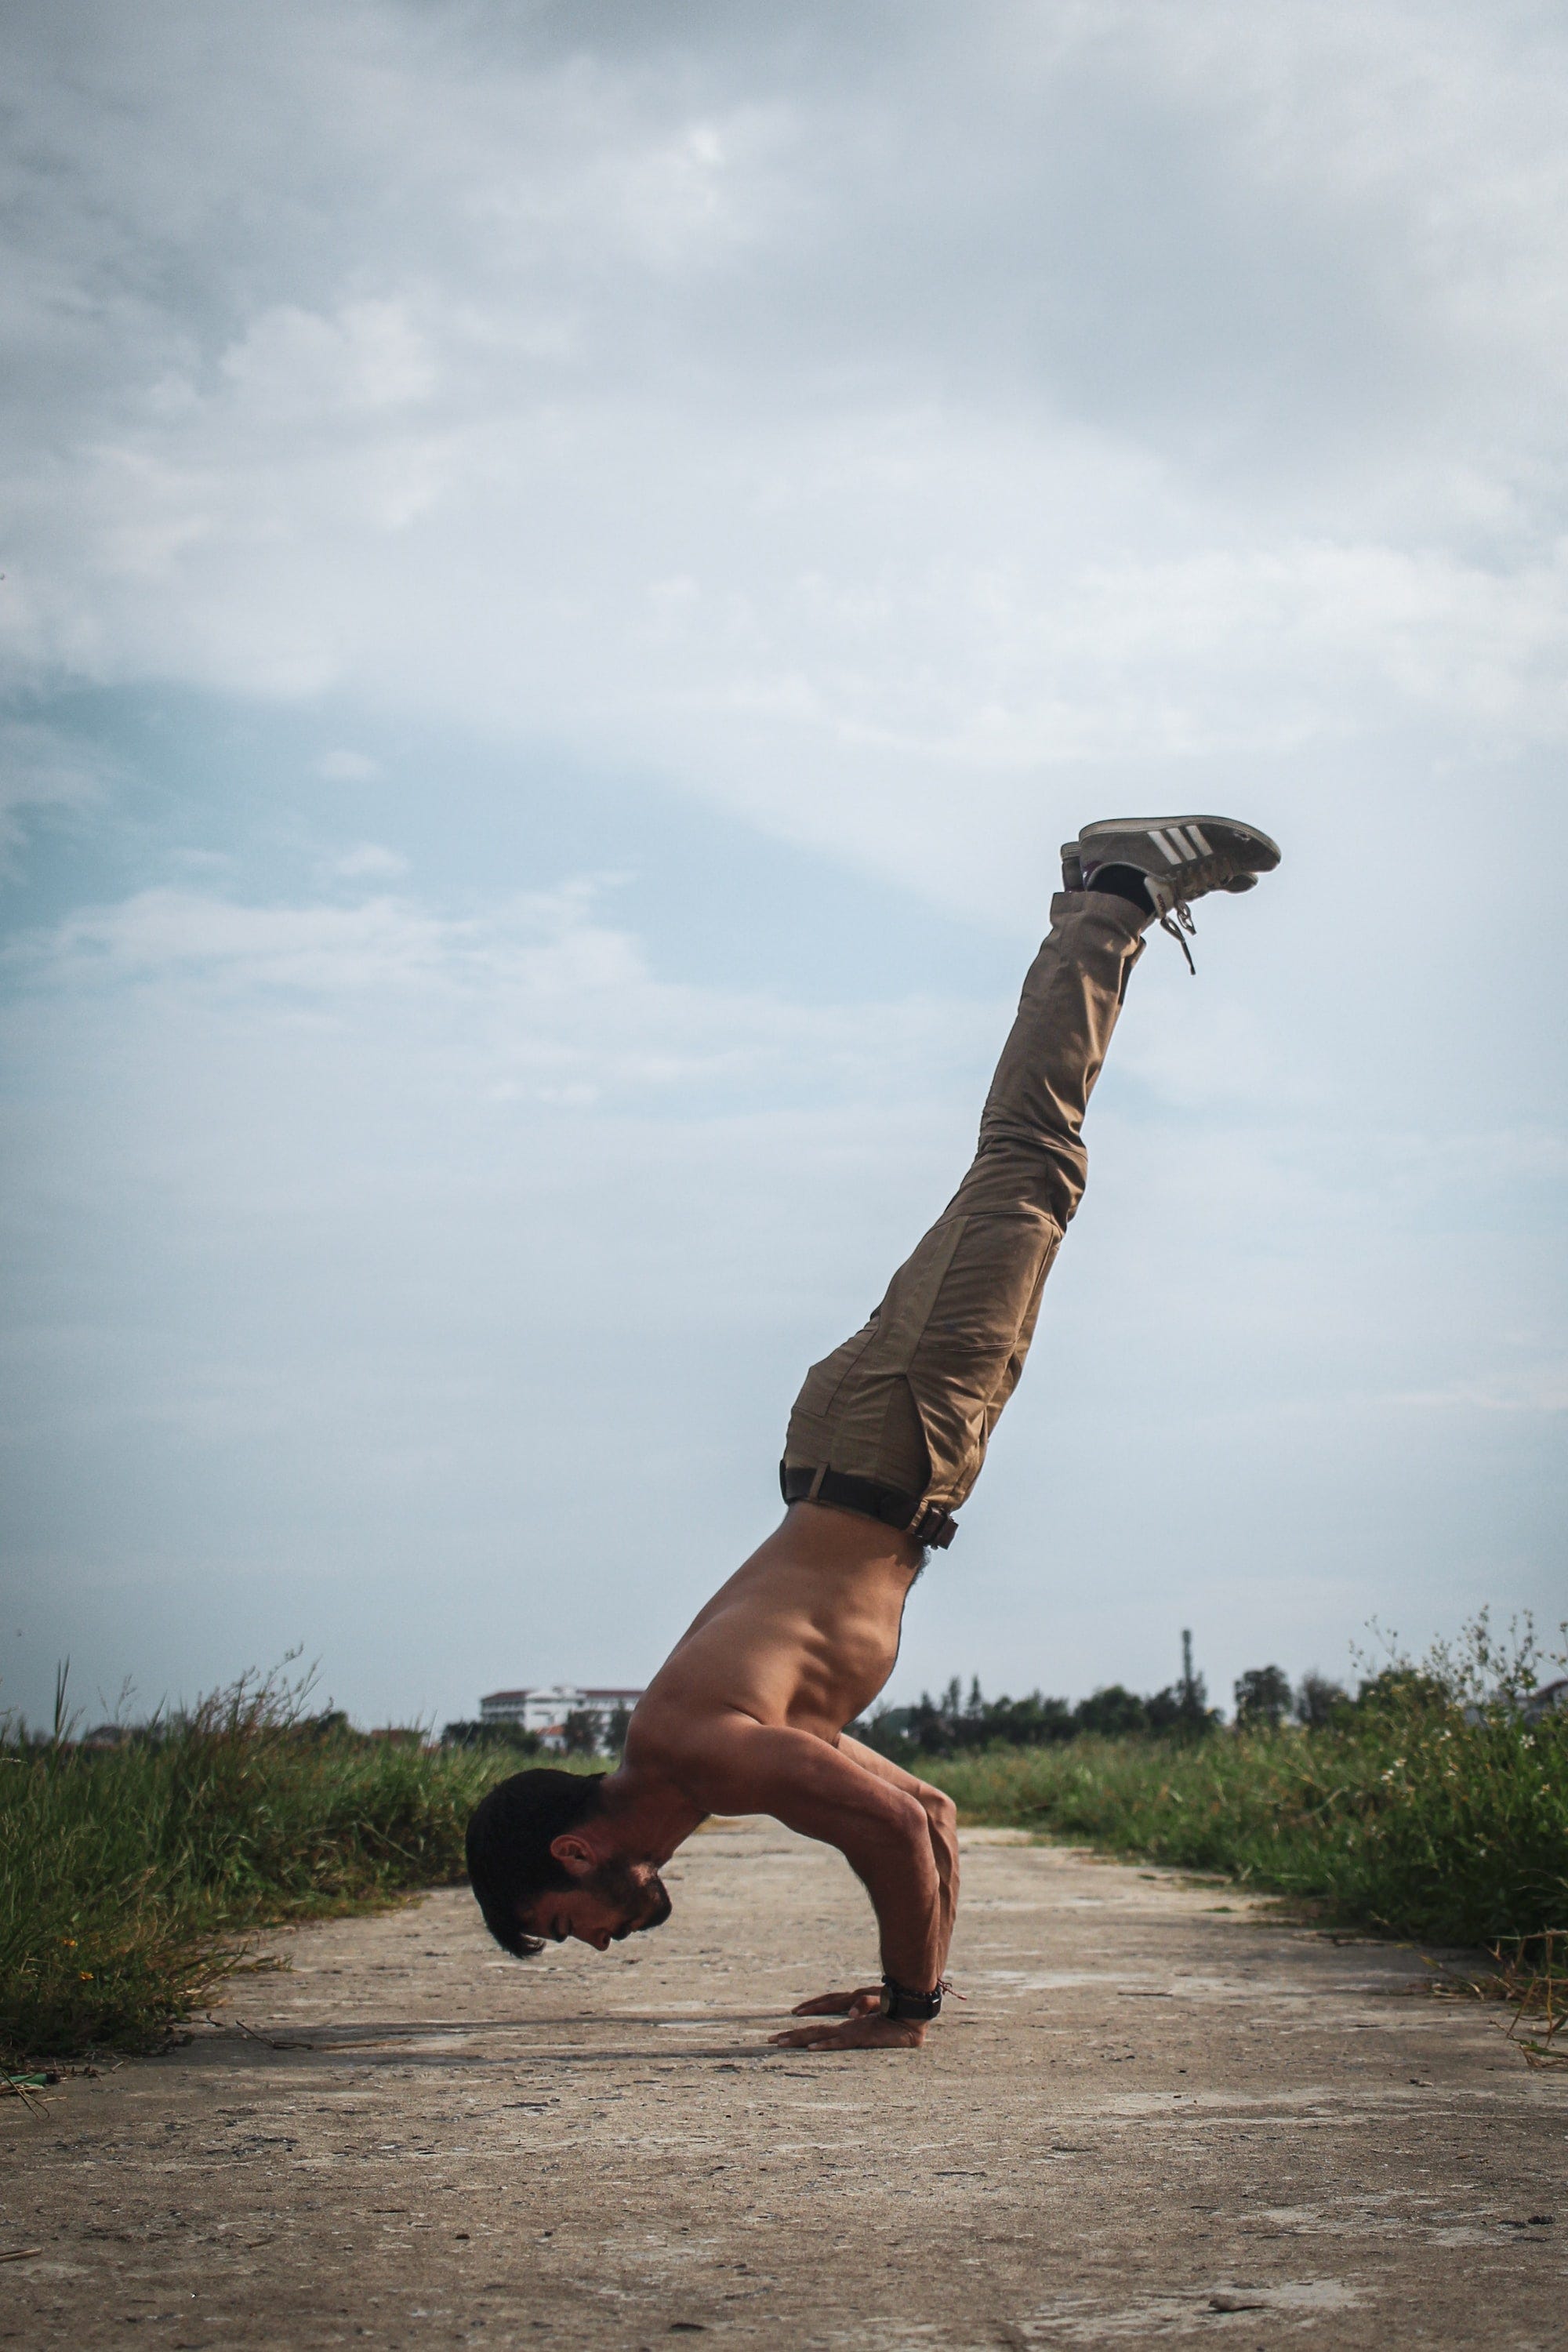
923 1687 1568 1947
0 1673 572 2063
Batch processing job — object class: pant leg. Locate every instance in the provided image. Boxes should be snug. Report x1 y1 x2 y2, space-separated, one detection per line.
782 887 1147 1517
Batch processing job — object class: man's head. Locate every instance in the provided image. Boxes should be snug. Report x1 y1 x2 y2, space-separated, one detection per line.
464 1769 673 1956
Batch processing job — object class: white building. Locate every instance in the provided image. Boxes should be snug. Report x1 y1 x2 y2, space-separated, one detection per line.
479 1684 644 1748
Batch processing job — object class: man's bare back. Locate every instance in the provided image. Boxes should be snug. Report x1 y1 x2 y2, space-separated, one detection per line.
640 1500 921 1750
463 818 1280 2050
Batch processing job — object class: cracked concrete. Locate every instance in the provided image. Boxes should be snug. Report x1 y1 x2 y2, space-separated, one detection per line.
3 1824 1563 2348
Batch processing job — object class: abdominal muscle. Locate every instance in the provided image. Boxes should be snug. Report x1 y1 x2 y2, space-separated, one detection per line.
629 1502 923 1753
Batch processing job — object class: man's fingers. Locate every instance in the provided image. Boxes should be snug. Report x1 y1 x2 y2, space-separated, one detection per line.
789 1984 881 2016
765 2018 925 2052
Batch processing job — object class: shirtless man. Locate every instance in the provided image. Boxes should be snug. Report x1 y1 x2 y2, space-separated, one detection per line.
465 815 1280 2050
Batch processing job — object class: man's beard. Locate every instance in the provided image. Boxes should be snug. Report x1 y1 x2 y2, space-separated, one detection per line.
586 1857 673 1937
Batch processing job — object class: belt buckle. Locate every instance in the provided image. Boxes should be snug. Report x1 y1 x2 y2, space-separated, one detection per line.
909 1503 957 1550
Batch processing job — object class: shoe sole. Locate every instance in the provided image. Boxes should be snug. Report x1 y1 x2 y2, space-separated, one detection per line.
1077 815 1281 873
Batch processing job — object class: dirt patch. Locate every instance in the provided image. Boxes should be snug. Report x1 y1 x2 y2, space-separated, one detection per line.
3 1824 1563 2347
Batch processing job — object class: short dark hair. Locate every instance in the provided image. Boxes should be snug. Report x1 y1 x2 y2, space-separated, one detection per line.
465 1769 608 1957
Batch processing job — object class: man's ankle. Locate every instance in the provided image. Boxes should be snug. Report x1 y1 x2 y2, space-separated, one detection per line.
1085 864 1154 914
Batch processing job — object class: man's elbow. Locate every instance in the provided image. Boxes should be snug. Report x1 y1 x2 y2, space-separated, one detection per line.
922 1788 958 1839
866 1791 938 1864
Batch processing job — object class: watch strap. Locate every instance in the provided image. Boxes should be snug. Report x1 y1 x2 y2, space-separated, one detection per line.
880 1975 944 2022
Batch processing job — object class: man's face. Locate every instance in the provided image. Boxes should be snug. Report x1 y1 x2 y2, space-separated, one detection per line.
523 1859 672 1953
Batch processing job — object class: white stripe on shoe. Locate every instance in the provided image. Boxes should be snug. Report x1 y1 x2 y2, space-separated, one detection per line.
1148 828 1183 862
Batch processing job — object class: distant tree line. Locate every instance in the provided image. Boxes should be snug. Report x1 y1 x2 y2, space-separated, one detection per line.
851 1645 1357 1761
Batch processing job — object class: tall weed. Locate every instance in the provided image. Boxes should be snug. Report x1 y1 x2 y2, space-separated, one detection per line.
0 1670 554 2060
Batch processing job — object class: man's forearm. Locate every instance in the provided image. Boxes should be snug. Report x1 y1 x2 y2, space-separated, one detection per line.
848 1823 944 1991
755 1752 956 2050
929 1812 960 1978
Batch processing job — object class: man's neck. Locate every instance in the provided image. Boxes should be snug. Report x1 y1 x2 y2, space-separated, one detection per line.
597 1762 706 1861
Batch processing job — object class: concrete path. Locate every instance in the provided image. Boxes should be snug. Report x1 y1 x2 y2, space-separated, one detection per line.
5 1823 1564 2349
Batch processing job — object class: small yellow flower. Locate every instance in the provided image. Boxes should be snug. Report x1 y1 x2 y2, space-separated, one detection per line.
60 1937 77 1948
78 1969 93 1980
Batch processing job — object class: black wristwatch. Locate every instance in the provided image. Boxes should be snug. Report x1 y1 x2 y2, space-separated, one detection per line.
880 1974 944 2023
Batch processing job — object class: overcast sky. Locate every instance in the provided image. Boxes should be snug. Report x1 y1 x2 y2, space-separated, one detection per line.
2 0 1563 1733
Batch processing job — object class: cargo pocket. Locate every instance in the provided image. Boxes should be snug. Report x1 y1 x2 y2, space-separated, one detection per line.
905 1210 1062 1508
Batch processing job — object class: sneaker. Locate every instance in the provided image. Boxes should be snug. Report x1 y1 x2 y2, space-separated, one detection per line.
1060 815 1280 972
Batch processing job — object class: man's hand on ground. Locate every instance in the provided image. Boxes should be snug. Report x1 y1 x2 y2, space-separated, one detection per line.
789 1986 882 2018
767 2013 925 2051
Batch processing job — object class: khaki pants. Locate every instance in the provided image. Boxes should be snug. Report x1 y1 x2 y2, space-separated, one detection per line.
782 889 1149 1522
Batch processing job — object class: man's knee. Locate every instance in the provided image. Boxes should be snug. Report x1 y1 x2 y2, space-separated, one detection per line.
952 1134 1084 1229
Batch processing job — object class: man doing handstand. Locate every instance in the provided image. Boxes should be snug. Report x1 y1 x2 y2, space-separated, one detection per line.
466 815 1280 2050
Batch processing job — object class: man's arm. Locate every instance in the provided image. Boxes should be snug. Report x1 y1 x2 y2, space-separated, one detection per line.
782 1734 960 2027
667 1715 945 2038
840 1733 960 1969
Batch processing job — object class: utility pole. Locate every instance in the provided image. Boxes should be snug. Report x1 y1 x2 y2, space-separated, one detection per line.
1181 1628 1196 1707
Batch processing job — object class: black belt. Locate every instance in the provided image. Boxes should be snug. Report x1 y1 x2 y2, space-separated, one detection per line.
779 1462 958 1550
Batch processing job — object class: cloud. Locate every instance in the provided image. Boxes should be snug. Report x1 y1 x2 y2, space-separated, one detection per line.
2 0 1566 906
0 720 112 866
314 748 382 782
6 874 991 1115
220 300 437 419
329 842 408 880
0 0 1563 1723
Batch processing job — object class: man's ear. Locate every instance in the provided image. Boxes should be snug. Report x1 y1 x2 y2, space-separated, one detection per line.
548 1831 598 1876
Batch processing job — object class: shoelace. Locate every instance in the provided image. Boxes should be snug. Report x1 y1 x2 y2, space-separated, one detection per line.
1160 897 1198 975
1145 872 1203 974
1152 843 1254 971
1087 843 1249 972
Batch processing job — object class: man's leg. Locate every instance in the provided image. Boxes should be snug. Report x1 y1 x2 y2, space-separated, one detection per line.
782 886 1147 1535
781 813 1280 1541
